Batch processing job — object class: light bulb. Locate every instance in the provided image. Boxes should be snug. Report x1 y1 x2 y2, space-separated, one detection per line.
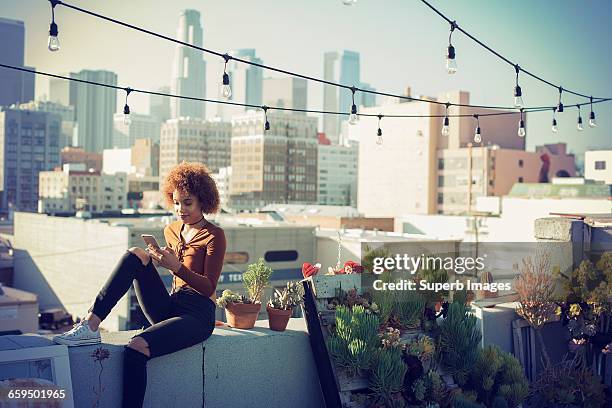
474 127 482 143
518 120 526 137
48 23 60 52
514 85 523 108
123 104 131 126
577 116 584 131
446 45 457 74
376 128 383 145
441 116 450 136
220 73 231 99
264 120 270 131
589 111 597 127
348 104 358 125
557 102 564 113
552 118 558 133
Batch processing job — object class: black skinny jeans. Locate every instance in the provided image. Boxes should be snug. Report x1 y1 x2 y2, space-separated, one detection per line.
88 250 216 408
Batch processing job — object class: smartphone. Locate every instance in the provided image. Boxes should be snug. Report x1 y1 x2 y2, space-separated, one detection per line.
141 234 161 250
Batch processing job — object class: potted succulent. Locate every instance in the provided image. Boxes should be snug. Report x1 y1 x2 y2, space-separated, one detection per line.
266 281 304 331
216 258 272 329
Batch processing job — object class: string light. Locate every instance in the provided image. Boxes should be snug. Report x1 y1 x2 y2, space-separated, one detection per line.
446 21 457 74
557 87 564 113
376 115 383 145
473 114 482 143
517 108 526 137
589 96 597 127
551 108 559 133
47 0 60 52
262 106 270 132
123 87 132 126
576 105 584 131
220 54 232 100
441 103 450 136
514 65 524 108
349 87 359 125
46 0 612 112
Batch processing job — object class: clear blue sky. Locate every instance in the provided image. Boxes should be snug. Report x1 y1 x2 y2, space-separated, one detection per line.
1 0 611 159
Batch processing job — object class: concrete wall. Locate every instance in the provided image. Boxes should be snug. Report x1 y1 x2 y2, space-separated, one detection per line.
13 213 131 331
38 318 324 408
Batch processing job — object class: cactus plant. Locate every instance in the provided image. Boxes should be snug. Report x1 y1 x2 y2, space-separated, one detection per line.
396 291 426 329
267 281 304 310
368 347 407 407
242 258 272 303
326 305 380 376
216 289 249 308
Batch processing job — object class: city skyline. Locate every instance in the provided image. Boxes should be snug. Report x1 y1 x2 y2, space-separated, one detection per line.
0 0 611 157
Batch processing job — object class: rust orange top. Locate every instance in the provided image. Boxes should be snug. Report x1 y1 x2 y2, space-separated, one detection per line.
163 219 226 301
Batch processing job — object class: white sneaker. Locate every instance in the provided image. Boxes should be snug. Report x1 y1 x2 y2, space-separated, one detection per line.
53 319 101 346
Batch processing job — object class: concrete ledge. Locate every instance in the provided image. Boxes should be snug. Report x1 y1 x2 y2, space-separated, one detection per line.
534 217 578 241
43 318 324 408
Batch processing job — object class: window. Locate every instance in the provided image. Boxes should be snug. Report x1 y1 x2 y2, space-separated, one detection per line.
595 161 606 170
518 177 524 183
224 252 249 264
518 159 524 168
264 250 298 263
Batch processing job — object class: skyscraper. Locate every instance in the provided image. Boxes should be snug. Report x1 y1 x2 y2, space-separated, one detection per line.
170 10 206 120
217 49 263 121
323 50 360 143
262 77 307 113
73 70 117 153
149 86 171 123
0 18 34 107
0 108 61 215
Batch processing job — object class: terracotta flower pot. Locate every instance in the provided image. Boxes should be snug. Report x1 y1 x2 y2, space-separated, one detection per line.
266 305 293 331
225 302 262 329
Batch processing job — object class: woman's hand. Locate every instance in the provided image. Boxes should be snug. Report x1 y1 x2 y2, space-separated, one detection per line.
146 245 182 274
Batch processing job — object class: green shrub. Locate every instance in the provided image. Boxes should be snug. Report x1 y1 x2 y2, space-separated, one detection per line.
437 301 481 386
469 345 528 408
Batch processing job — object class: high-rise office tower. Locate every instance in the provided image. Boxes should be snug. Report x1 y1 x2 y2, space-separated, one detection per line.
0 18 35 107
73 70 117 153
149 86 171 123
170 10 206 119
0 108 61 215
323 50 360 143
262 77 307 113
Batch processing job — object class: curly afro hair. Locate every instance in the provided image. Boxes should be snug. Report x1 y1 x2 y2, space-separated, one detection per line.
161 161 220 214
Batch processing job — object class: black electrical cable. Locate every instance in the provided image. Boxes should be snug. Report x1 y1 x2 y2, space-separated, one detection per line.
418 0 609 102
0 63 606 121
46 0 609 112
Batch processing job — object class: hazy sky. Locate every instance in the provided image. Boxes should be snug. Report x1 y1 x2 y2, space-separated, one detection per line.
1 0 611 157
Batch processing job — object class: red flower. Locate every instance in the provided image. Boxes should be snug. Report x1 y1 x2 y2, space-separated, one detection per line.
302 262 321 278
344 261 363 274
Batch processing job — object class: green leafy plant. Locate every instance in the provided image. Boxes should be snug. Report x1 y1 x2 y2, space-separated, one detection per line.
405 334 435 365
437 301 481 386
469 345 528 408
267 281 304 310
242 258 273 303
326 305 380 376
368 347 407 407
